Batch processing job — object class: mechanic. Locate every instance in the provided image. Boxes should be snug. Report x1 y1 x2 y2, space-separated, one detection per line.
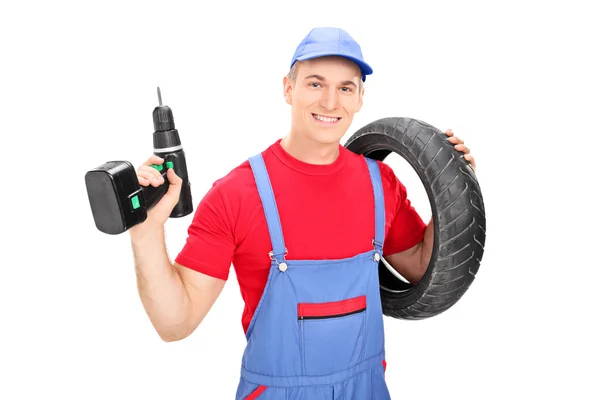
130 27 477 399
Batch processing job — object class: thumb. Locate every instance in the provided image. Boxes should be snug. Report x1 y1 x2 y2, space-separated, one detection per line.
164 167 183 205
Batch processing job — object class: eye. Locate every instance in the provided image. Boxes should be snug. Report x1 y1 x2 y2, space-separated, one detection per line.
340 87 353 92
309 82 321 88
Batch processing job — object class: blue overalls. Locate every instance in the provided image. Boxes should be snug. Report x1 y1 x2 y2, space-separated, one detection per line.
235 153 391 399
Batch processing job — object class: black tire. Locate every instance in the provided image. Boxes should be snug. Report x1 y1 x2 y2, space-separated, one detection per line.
344 117 486 320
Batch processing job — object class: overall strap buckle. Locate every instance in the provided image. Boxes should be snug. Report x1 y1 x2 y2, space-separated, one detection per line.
372 239 383 262
372 238 383 250
269 248 289 272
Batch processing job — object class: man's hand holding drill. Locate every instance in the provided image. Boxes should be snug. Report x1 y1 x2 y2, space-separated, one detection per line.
129 154 183 240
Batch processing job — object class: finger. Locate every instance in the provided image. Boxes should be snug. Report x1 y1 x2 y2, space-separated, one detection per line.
142 155 165 167
445 129 454 136
136 169 156 184
138 164 162 177
138 176 150 186
464 154 476 170
167 166 183 185
454 144 470 154
164 167 183 204
447 134 462 142
137 165 165 187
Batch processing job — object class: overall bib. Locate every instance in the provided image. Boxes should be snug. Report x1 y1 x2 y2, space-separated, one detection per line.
235 153 391 400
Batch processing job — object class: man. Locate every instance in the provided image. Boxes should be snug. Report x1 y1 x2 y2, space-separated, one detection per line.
130 27 476 399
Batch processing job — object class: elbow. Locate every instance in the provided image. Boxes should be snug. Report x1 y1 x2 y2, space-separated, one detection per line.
158 329 190 342
159 332 185 342
409 267 426 285
407 249 429 285
156 322 193 342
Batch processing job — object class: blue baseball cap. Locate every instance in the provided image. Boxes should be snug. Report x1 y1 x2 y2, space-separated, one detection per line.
290 27 373 82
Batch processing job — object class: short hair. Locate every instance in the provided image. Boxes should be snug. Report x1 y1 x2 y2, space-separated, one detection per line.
287 61 364 92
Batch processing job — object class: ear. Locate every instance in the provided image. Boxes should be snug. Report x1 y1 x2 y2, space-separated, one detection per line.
283 75 293 105
355 86 365 112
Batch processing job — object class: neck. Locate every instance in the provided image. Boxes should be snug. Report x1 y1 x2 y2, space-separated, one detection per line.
280 131 340 165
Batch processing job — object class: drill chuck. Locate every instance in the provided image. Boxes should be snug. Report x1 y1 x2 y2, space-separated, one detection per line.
153 95 176 131
153 87 181 150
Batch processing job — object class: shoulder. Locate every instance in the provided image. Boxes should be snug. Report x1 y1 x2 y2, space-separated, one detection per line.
342 148 401 187
343 149 407 203
190 151 264 240
213 159 253 191
206 158 257 209
377 160 407 202
375 159 399 186
203 145 277 207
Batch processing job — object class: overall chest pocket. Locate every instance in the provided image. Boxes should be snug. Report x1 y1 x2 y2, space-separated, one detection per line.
298 295 367 376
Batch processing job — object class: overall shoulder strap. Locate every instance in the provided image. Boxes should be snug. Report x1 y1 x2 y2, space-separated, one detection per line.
365 157 385 253
248 153 287 264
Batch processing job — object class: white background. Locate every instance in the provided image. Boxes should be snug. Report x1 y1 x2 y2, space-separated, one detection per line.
1 0 598 398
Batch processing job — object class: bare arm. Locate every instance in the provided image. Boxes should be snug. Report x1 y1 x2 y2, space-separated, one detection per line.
384 217 434 285
130 155 227 342
131 226 226 342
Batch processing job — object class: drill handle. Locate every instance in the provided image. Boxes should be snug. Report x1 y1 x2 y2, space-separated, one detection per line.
154 150 193 218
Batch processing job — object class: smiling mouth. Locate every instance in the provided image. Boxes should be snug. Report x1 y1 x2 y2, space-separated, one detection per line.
312 113 341 123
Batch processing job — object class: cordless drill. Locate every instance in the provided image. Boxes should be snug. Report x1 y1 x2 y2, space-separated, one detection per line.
85 88 193 234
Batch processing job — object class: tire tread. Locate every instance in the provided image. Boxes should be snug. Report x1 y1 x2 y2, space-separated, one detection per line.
344 117 486 319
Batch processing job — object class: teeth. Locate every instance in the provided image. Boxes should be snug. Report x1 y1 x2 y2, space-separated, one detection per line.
314 114 339 123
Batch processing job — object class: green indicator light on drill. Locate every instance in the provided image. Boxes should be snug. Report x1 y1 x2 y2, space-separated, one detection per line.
131 195 140 210
166 161 173 169
151 164 163 172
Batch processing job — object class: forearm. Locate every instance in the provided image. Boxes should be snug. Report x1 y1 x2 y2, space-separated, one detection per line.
131 226 192 341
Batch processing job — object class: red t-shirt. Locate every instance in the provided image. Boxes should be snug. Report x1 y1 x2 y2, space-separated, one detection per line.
175 139 426 335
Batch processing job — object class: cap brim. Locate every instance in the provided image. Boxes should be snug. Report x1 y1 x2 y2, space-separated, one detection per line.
295 51 373 81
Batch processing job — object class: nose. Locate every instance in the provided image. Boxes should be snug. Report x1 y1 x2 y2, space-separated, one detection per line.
319 86 340 111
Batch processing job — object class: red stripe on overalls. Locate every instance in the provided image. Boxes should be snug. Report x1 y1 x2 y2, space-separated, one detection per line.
297 295 367 319
245 385 267 399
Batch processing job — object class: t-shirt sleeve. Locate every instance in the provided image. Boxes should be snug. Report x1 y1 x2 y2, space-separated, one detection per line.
381 163 427 255
174 182 235 281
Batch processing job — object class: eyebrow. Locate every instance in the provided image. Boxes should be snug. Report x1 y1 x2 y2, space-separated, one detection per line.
304 74 357 88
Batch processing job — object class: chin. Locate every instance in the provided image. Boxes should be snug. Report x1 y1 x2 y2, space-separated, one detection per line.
308 130 346 145
308 121 348 144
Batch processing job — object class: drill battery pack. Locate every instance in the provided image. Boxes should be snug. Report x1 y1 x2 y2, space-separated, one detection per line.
85 160 160 234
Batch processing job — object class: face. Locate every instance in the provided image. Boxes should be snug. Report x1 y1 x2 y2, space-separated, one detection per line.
283 56 364 145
